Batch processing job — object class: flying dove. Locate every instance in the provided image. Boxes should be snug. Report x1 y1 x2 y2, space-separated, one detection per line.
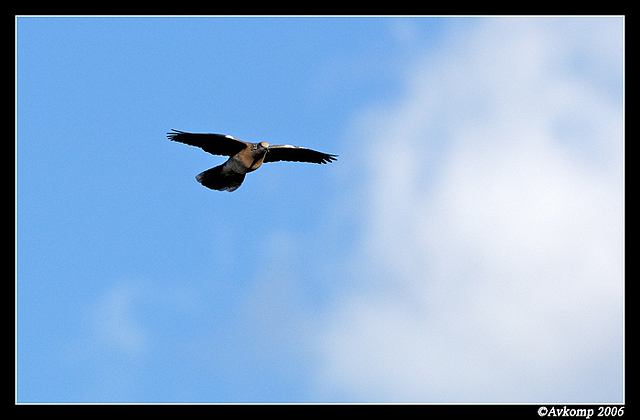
168 130 337 192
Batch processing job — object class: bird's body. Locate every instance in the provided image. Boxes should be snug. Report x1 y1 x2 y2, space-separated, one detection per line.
168 130 337 192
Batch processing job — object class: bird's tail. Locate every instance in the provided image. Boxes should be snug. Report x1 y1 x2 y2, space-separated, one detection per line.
196 165 246 192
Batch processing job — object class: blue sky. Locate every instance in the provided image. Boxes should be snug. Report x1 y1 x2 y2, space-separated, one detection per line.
16 16 623 403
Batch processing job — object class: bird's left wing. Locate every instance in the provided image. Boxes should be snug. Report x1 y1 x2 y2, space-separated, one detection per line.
168 130 248 157
264 145 337 164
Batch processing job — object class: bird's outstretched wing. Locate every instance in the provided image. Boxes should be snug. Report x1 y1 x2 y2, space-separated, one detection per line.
264 145 337 164
168 130 248 157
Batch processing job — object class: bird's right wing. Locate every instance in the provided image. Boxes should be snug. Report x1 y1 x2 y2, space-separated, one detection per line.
168 130 248 157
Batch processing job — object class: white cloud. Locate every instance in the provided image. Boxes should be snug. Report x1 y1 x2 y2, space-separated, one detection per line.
317 17 623 402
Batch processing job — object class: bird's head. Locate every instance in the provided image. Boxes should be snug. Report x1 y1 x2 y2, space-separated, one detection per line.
251 142 270 152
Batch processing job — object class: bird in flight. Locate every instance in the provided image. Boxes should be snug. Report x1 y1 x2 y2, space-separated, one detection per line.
168 130 337 192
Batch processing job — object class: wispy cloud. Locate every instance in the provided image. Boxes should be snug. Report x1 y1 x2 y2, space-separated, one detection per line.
91 283 148 356
317 17 623 403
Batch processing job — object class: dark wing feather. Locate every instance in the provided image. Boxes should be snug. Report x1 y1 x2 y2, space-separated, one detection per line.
264 145 337 164
168 130 248 157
